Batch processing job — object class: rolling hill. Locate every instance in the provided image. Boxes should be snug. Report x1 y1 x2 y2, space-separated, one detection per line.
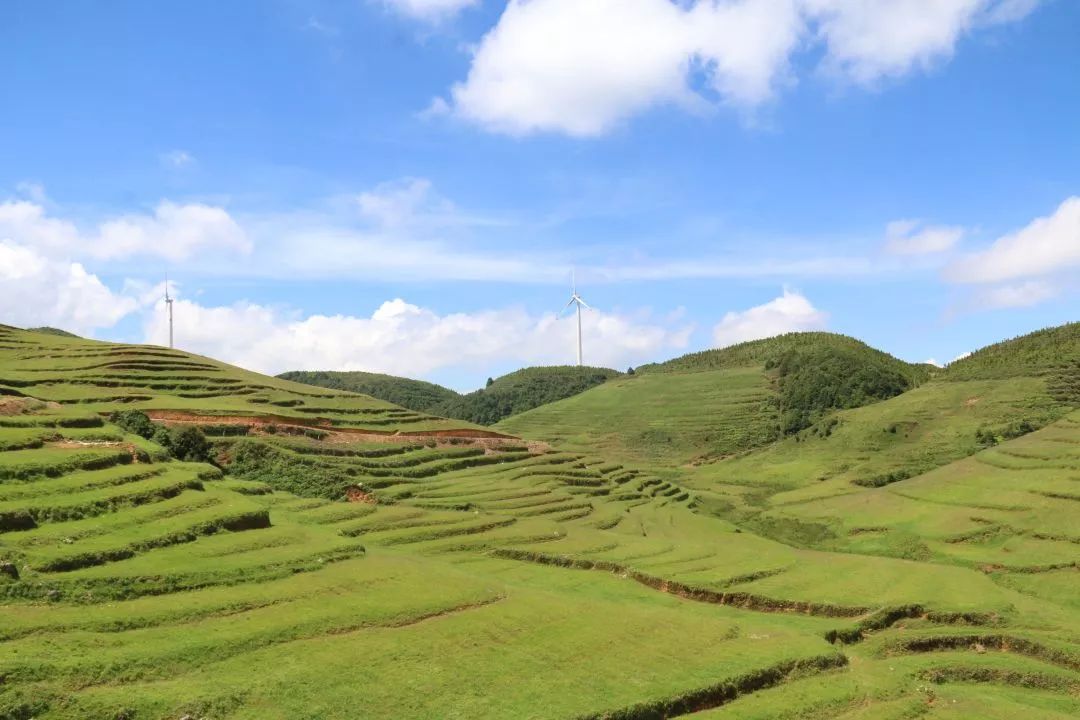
498 333 930 466
281 365 621 426
1 322 1077 719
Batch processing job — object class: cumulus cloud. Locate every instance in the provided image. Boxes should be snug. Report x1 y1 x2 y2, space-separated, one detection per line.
96 202 250 261
712 288 828 348
0 241 137 334
884 219 965 255
804 0 1009 84
381 0 478 21
947 196 1080 284
442 0 1040 136
447 0 803 136
143 297 693 384
0 199 249 263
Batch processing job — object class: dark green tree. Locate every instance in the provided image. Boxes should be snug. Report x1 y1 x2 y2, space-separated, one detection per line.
108 410 155 439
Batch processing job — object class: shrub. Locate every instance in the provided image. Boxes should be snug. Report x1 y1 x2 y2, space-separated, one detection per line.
168 426 214 463
108 410 155 439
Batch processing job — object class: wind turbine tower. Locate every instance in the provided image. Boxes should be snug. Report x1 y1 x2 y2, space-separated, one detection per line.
164 275 174 350
562 271 591 366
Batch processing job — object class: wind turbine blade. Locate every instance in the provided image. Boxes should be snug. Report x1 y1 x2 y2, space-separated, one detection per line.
576 297 591 310
560 298 575 315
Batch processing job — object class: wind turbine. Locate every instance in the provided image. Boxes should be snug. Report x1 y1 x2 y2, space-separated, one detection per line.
164 275 174 349
562 270 590 366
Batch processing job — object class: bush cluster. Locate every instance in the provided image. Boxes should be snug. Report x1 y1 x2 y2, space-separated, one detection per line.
109 410 214 464
975 419 1037 448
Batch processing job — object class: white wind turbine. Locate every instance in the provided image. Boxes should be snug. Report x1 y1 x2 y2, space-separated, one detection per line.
561 270 591 366
164 275 174 349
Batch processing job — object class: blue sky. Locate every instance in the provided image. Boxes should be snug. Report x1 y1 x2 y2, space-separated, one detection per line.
2 0 1078 390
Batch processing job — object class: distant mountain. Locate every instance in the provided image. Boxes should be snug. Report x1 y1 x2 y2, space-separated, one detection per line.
432 366 621 425
276 370 458 413
279 365 622 425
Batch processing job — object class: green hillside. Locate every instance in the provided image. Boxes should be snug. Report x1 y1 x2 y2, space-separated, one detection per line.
1 323 1078 719
276 370 458 413
283 365 621 426
499 333 928 466
690 323 1080 513
432 365 621 424
946 322 1080 403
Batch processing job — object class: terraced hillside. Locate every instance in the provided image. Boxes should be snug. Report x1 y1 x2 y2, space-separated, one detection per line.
0 326 484 436
689 323 1080 514
498 333 927 466
1 324 1078 719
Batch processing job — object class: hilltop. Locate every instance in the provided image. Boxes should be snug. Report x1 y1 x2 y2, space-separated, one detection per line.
283 365 621 426
946 322 1080 404
499 332 929 465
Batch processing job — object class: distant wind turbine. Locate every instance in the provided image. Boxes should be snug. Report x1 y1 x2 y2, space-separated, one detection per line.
164 275 174 349
561 270 591 366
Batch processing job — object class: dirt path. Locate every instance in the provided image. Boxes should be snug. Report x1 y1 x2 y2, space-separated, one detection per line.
46 439 142 463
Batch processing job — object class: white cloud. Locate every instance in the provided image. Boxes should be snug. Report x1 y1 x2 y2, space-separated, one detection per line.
447 0 803 136
161 150 195 169
884 219 965 255
974 280 1059 309
0 200 81 253
804 0 1001 84
15 181 47 204
443 0 1039 136
0 241 137 334
96 202 250 261
143 297 692 383
947 196 1080 284
712 288 828 347
0 198 250 263
381 0 478 21
925 358 943 368
356 177 447 227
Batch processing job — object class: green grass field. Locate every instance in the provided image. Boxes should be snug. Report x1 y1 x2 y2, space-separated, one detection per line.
1 323 1077 719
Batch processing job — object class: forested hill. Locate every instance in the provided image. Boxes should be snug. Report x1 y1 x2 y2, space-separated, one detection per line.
641 332 931 435
433 366 621 425
280 365 622 425
276 370 458 414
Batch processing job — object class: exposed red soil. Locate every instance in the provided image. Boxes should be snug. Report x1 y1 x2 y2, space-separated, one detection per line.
345 486 379 504
140 409 530 449
0 396 60 415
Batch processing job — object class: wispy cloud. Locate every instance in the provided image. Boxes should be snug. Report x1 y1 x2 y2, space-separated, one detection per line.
161 149 195 169
884 219 965 255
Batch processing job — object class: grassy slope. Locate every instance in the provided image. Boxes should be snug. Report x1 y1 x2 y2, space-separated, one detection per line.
282 365 621 426
689 323 1079 511
0 326 475 433
1 324 1077 719
498 333 926 468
